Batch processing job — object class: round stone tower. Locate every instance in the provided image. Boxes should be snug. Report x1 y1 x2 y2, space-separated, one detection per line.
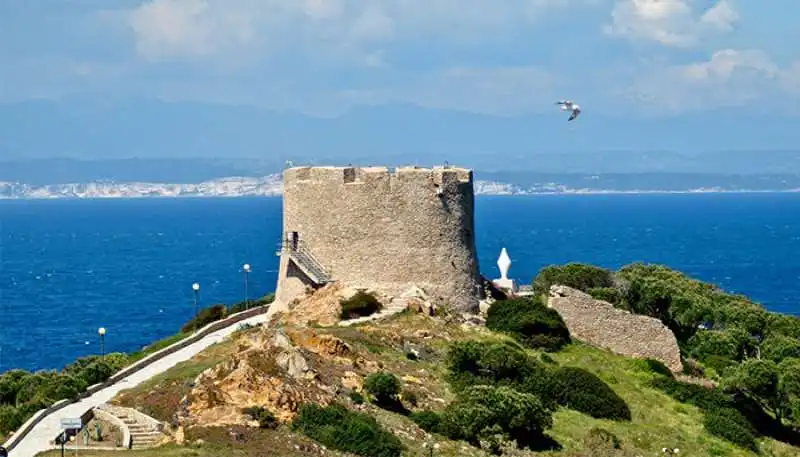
274 165 483 313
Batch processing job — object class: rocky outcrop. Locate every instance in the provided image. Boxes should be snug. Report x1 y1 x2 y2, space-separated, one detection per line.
548 285 683 373
184 330 337 427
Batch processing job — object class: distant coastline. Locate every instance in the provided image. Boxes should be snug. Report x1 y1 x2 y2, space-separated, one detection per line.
2 174 800 199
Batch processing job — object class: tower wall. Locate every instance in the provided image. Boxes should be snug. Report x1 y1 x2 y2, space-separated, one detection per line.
275 166 482 312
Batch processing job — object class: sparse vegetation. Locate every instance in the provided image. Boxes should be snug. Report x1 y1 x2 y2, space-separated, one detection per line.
243 406 279 429
292 403 404 457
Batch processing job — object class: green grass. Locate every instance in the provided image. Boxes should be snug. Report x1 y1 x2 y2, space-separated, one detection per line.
540 342 796 457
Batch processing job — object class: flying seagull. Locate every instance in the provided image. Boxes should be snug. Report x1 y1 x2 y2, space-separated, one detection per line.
556 100 581 121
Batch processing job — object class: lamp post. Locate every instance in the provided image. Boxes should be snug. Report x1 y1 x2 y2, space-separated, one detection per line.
98 327 106 359
422 442 440 457
192 282 200 332
243 263 251 310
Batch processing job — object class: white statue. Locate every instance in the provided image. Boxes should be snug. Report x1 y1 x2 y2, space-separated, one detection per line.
497 248 511 280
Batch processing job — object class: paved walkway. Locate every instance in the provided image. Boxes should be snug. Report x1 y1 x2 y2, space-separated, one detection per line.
9 313 268 457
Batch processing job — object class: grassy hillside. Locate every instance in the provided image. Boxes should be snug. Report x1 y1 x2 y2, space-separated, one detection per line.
37 310 798 457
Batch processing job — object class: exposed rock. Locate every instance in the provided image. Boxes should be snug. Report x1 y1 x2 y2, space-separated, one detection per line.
275 349 314 380
287 329 352 357
342 371 363 391
548 285 683 373
185 330 335 427
401 286 437 316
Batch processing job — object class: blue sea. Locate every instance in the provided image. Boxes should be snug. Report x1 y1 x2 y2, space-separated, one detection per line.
2 194 800 373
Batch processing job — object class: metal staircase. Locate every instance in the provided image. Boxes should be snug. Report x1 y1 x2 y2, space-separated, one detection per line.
278 238 333 285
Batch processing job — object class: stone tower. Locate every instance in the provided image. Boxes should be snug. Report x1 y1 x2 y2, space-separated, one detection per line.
274 166 483 313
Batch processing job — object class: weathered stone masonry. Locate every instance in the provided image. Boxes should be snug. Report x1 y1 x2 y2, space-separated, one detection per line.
548 285 683 372
275 166 483 313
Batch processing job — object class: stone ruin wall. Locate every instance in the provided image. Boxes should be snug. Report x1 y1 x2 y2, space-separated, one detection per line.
275 166 482 313
548 285 683 372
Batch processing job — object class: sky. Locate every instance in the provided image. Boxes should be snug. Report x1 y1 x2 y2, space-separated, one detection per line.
1 0 798 119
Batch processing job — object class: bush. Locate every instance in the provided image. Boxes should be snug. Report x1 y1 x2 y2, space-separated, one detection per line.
440 385 552 454
446 340 545 392
588 287 623 306
340 292 381 319
242 406 279 429
230 293 276 314
703 408 758 451
762 334 800 363
410 410 441 434
533 263 615 296
486 298 571 351
364 372 401 407
292 403 404 457
0 405 22 434
548 367 631 421
181 304 228 333
650 377 729 411
348 390 364 405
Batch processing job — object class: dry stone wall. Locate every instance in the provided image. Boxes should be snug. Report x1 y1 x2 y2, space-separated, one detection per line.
276 166 482 313
548 285 683 372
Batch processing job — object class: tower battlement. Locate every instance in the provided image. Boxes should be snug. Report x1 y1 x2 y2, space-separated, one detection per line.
286 166 472 188
275 165 482 312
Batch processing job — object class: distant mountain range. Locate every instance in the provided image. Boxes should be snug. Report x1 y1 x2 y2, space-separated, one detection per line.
1 98 799 175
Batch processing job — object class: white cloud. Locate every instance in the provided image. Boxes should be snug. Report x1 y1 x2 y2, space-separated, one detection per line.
604 0 739 47
126 0 591 62
621 49 788 113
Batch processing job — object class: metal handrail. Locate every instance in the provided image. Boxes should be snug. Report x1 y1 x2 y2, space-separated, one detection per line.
278 238 331 282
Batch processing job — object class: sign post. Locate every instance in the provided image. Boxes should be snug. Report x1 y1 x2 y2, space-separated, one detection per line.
59 418 83 457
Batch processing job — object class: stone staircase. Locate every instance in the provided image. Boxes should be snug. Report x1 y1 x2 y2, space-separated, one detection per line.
338 299 409 327
96 404 165 450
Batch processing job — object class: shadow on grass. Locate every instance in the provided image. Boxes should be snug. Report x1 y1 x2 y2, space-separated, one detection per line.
651 376 800 449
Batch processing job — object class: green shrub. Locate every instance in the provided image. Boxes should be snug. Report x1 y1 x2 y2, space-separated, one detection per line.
348 390 364 405
181 304 228 333
761 334 800 363
242 406 279 429
485 298 571 351
340 292 382 319
0 370 31 405
292 403 404 457
533 263 614 296
650 377 729 411
588 287 623 306
440 385 552 454
548 367 631 421
0 405 22 434
230 294 275 314
364 372 401 407
703 408 758 451
446 340 545 392
410 410 441 434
